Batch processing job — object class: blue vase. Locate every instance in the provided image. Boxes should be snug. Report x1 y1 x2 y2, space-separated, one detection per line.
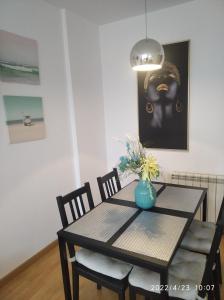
135 180 156 209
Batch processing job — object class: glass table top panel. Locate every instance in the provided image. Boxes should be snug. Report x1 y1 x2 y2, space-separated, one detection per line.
155 186 203 213
111 181 163 202
113 211 187 262
65 202 138 242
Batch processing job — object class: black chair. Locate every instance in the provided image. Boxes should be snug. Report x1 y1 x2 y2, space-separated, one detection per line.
97 168 121 201
128 207 224 300
181 197 224 286
56 182 132 300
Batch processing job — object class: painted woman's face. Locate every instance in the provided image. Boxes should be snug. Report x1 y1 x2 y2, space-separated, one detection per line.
145 62 180 104
144 62 181 128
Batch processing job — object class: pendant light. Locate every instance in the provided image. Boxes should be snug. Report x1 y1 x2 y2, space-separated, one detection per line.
130 0 164 71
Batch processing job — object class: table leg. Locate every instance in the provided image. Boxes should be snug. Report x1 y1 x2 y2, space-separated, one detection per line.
58 234 72 300
203 193 207 221
160 271 169 299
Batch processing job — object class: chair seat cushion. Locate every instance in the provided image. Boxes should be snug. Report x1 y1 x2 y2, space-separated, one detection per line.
181 220 216 254
190 220 216 237
75 248 132 280
129 249 206 300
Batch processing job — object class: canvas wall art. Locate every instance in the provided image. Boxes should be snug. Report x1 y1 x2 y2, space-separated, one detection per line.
0 30 40 85
3 95 45 144
138 41 189 150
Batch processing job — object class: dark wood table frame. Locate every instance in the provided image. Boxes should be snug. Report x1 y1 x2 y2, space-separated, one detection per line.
57 182 207 300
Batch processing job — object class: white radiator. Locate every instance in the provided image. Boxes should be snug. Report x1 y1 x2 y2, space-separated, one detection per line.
170 172 224 222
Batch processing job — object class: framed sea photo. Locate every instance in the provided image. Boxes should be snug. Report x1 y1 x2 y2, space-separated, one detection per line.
138 41 189 150
3 95 46 144
0 30 40 85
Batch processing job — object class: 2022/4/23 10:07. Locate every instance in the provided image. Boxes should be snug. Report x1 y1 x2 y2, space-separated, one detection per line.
149 285 215 292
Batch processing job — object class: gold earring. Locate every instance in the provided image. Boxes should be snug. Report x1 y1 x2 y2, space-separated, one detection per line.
146 102 154 113
176 100 183 112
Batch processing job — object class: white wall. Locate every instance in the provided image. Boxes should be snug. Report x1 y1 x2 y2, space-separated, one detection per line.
0 0 75 278
100 0 224 178
0 0 108 279
65 10 107 202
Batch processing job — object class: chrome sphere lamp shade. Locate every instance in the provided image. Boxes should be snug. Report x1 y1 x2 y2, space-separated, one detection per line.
130 0 164 71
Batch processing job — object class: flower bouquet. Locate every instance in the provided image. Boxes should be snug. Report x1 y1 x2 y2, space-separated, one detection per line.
118 137 159 209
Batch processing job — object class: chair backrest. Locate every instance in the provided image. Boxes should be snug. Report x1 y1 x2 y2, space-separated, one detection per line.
201 201 224 293
97 168 121 201
216 196 224 225
56 182 94 228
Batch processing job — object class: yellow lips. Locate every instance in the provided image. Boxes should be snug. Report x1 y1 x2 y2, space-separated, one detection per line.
156 83 169 91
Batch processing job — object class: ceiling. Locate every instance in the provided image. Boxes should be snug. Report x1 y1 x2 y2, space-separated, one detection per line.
45 0 196 25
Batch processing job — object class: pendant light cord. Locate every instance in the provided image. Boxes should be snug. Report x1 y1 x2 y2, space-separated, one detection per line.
145 0 148 39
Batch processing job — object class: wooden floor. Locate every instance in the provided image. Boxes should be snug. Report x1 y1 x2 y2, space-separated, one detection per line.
1 240 224 300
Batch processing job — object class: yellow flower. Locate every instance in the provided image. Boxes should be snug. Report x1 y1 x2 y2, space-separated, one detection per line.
141 156 159 181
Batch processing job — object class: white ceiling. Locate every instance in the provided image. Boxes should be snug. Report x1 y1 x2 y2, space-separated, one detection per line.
45 0 196 25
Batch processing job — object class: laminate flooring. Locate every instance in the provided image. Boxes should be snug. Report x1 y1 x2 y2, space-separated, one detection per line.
1 239 224 300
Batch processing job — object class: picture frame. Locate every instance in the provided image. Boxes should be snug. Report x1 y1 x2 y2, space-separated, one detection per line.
0 30 40 85
3 95 46 144
138 40 189 150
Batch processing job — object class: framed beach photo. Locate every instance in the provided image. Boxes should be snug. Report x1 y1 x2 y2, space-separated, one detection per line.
3 95 46 144
0 30 40 85
138 41 189 150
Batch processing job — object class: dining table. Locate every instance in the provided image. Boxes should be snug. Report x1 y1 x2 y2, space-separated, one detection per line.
57 180 207 300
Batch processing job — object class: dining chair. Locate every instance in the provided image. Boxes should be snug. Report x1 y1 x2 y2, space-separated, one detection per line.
128 207 224 300
97 168 121 201
56 182 132 300
180 196 224 285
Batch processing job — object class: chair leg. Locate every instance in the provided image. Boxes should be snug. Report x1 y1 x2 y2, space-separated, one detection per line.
208 291 214 300
206 272 215 300
72 267 79 300
129 286 136 300
118 289 125 300
213 268 220 300
216 250 222 284
97 283 102 290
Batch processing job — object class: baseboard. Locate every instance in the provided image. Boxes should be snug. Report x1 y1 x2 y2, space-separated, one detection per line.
0 240 58 287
